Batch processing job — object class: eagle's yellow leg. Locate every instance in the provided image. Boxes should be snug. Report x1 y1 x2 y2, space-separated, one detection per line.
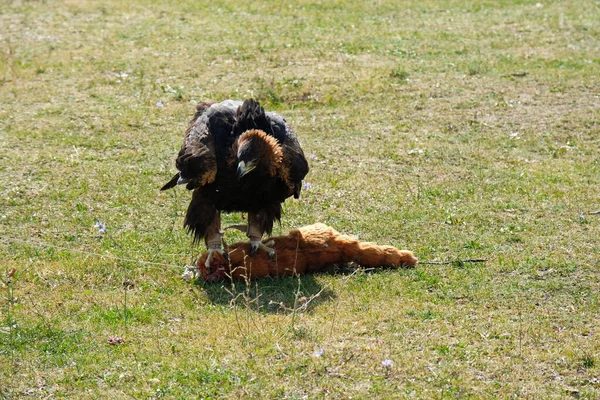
247 212 275 260
204 212 228 268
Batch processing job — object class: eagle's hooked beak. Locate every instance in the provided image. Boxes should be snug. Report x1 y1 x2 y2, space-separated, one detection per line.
237 160 257 178
177 176 190 185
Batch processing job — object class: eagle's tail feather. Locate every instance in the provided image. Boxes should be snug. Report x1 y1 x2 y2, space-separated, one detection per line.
184 191 217 244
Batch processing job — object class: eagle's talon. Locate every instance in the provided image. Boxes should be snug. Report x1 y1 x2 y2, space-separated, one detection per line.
249 240 275 258
205 247 227 269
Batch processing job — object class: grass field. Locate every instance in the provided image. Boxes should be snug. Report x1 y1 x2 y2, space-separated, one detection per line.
1 0 599 398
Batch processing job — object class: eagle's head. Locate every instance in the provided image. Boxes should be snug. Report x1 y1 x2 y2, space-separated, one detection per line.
235 129 283 179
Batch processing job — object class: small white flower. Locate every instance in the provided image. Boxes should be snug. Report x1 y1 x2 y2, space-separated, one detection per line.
94 221 107 234
381 359 393 367
156 101 164 108
303 182 311 190
315 348 324 357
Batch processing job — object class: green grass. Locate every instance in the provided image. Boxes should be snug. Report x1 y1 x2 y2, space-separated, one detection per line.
1 0 600 398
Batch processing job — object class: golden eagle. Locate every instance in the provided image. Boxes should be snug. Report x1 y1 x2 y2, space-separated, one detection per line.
161 99 309 266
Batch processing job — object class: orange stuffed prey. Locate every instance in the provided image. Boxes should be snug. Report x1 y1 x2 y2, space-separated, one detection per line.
196 223 417 282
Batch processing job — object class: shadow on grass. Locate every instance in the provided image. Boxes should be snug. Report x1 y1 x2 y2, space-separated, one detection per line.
198 273 337 314
196 264 409 314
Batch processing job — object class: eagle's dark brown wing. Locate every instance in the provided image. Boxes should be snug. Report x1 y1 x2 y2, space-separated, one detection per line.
161 101 218 191
162 100 241 243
